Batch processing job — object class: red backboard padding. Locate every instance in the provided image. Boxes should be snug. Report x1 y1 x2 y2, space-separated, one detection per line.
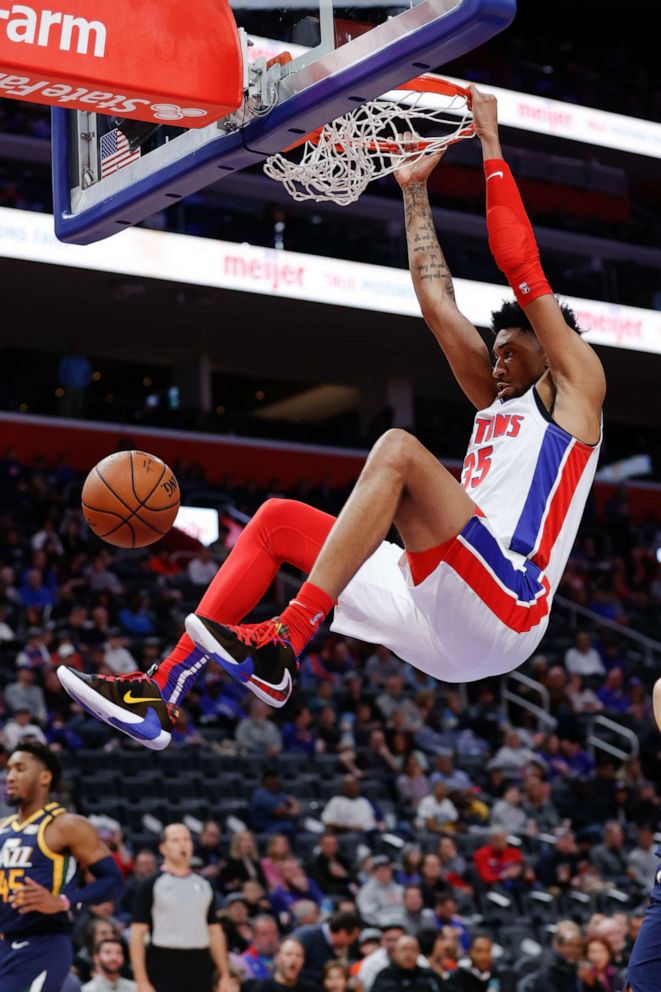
0 0 243 126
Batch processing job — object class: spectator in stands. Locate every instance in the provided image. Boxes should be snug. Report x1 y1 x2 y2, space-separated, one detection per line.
396 753 431 809
187 546 218 586
243 879 274 918
73 919 123 984
321 775 380 834
19 567 55 610
396 844 423 886
194 819 224 882
418 853 451 908
50 631 84 672
596 668 630 714
282 706 317 756
579 936 623 992
564 631 606 677
358 920 409 991
448 934 500 992
528 921 583 992
490 784 527 834
252 937 314 992
429 753 472 792
307 832 356 899
2 705 48 749
414 780 459 833
291 900 320 928
589 821 628 883
401 884 436 935
474 828 529 892
82 937 136 992
236 699 283 756
118 591 155 637
103 629 138 676
425 926 460 983
121 848 157 921
85 555 124 596
593 916 628 971
364 645 403 685
436 837 468 889
240 914 281 980
351 928 382 979
376 675 421 731
251 771 301 837
262 834 294 890
627 824 658 889
221 830 267 892
522 776 561 834
566 673 603 714
489 728 538 771
356 856 404 926
220 893 253 953
370 937 437 992
5 660 47 722
270 858 324 917
560 736 594 779
292 910 361 984
15 626 50 669
433 895 470 952
322 960 349 992
535 829 582 890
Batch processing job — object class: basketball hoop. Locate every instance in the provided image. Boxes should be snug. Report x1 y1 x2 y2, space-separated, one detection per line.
263 75 474 206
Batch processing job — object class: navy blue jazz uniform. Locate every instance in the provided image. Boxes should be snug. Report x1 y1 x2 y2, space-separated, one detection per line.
627 844 661 992
0 802 77 992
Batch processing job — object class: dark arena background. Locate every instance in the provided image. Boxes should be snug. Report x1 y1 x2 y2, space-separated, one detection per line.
0 0 660 989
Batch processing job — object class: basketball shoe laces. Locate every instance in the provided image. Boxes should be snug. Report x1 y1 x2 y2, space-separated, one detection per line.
94 670 180 723
226 617 292 650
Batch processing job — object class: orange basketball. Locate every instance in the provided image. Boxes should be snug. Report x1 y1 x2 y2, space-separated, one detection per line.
81 450 180 548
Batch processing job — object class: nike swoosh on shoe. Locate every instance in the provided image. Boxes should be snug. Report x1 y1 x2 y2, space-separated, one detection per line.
109 707 165 742
249 669 292 704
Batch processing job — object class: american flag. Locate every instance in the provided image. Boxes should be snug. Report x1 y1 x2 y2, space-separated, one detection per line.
100 128 141 178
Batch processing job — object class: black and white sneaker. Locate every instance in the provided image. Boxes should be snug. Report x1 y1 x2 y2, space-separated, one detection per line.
56 668 177 750
184 614 297 708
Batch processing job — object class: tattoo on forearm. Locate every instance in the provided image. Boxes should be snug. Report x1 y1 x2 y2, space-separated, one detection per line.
403 185 456 301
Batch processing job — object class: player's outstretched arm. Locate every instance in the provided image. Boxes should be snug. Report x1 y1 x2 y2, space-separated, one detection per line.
471 86 605 437
395 145 497 410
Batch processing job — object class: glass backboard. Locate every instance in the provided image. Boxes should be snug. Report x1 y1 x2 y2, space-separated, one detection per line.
52 0 516 244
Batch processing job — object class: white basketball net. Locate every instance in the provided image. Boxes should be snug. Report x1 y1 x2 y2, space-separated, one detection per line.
264 76 474 206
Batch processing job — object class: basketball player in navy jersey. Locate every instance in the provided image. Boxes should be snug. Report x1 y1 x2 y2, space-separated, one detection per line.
0 742 123 992
57 88 606 749
624 680 661 992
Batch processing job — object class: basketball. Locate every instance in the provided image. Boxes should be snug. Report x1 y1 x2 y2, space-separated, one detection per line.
81 450 180 548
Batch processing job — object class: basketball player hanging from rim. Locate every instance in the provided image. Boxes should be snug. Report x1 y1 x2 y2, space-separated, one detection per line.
57 87 606 750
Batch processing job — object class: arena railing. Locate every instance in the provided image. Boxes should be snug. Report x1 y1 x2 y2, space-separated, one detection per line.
501 670 554 731
587 714 639 763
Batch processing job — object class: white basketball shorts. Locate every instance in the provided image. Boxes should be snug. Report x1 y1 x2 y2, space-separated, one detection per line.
331 514 551 682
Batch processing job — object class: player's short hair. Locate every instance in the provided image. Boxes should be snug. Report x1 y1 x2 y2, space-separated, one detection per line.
491 299 583 337
10 742 61 790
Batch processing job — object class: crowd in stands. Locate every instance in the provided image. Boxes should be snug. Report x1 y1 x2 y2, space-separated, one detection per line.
0 447 659 990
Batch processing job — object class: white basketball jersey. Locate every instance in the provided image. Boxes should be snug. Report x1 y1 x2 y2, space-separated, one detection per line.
461 386 601 593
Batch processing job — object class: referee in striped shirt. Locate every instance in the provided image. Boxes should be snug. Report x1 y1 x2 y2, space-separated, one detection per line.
130 823 233 992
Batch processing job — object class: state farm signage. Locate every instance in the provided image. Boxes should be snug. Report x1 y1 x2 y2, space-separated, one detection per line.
0 0 243 126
